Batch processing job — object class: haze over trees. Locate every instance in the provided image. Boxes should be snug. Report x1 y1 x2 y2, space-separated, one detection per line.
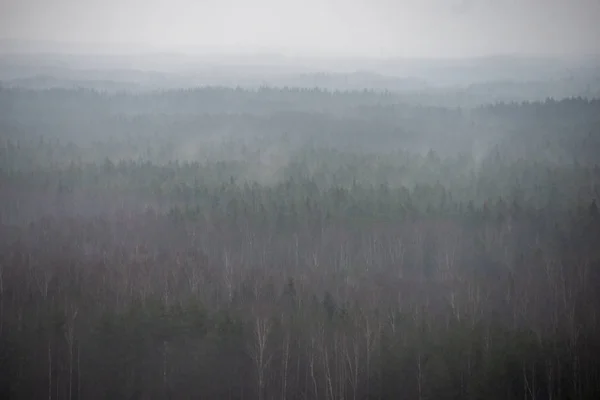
2 1 600 397
1 55 600 398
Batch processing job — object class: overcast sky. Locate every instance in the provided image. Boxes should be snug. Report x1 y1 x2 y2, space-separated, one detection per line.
1 0 599 58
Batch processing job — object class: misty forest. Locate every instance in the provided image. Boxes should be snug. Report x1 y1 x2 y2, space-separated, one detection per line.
1 57 600 400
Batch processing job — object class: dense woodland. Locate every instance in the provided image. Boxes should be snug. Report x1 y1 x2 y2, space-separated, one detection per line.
1 85 600 399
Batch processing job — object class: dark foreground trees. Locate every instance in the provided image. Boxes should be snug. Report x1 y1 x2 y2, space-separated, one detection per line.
1 183 599 399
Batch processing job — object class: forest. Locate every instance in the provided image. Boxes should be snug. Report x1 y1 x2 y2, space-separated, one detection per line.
1 85 600 399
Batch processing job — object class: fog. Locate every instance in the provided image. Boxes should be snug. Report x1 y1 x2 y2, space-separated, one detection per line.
2 1 600 399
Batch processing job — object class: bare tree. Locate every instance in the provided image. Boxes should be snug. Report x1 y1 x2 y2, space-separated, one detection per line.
280 328 290 400
63 305 78 400
248 313 272 400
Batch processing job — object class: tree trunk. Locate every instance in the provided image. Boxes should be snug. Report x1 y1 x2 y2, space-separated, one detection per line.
48 343 52 400
281 333 290 400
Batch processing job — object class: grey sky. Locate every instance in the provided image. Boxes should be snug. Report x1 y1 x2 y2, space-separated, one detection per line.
1 0 599 57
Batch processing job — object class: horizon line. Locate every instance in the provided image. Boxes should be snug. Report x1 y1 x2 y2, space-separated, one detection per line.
1 38 599 62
